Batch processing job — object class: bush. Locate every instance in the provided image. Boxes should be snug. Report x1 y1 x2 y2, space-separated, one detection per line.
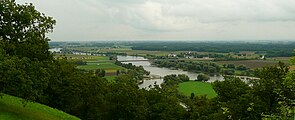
196 74 209 82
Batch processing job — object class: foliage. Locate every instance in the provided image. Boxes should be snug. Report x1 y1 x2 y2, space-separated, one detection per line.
0 56 51 102
0 0 56 61
130 41 295 57
0 0 56 101
154 60 221 74
196 74 210 82
162 74 190 88
213 77 250 102
226 64 235 69
115 60 150 80
251 62 289 114
236 65 247 70
73 60 87 65
223 69 235 75
95 69 105 77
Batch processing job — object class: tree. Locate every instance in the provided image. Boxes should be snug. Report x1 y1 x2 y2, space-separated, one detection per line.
223 69 235 75
0 0 55 101
227 64 235 69
190 93 195 99
208 66 217 73
74 60 87 65
236 65 247 71
0 56 50 101
213 78 265 119
178 74 190 82
251 62 289 114
223 64 227 68
196 74 209 82
213 77 250 102
0 0 56 61
95 69 106 77
163 74 180 88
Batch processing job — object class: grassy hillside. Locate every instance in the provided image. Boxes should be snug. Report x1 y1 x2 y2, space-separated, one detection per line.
0 94 80 120
178 81 217 98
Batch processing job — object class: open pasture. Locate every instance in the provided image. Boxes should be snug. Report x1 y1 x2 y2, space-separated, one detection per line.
77 62 124 73
54 54 124 74
178 81 217 98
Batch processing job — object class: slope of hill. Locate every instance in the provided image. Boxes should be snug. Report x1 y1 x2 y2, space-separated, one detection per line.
0 94 80 120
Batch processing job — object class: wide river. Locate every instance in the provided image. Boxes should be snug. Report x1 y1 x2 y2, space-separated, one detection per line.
117 56 225 88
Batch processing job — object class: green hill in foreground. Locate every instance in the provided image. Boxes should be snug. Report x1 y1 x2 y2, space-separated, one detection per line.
0 94 80 120
178 81 217 98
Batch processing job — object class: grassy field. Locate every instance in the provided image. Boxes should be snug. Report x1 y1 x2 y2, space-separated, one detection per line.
55 54 109 61
77 62 124 73
0 94 80 120
104 76 117 82
55 54 124 74
178 81 217 98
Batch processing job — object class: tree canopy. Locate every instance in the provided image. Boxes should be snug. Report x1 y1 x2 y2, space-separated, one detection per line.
0 0 56 61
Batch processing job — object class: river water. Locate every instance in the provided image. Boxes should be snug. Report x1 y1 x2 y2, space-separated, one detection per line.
117 56 225 88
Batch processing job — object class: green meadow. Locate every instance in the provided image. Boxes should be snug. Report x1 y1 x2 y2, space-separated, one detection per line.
104 76 117 82
178 81 217 98
55 54 125 74
77 62 124 73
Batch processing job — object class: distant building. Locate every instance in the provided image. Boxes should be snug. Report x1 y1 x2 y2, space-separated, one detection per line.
168 54 177 57
48 48 62 53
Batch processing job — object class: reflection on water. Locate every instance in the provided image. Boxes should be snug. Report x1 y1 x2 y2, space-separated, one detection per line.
117 56 224 89
138 79 163 89
117 55 148 61
117 56 258 89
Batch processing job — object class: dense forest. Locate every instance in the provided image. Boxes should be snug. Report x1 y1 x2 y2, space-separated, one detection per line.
1 0 295 120
130 42 295 57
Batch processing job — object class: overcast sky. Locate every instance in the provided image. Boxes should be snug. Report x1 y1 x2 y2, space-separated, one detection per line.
16 0 295 41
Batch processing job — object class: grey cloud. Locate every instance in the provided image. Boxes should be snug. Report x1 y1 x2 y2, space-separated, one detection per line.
15 0 295 41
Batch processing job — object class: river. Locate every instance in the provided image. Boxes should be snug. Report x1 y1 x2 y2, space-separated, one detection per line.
117 55 225 89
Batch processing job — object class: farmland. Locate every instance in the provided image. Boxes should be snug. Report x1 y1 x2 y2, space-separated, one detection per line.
77 62 124 73
178 81 217 98
54 54 123 80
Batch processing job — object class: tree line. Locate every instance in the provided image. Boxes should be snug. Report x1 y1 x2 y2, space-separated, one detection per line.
153 60 221 75
153 60 254 76
130 42 295 57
